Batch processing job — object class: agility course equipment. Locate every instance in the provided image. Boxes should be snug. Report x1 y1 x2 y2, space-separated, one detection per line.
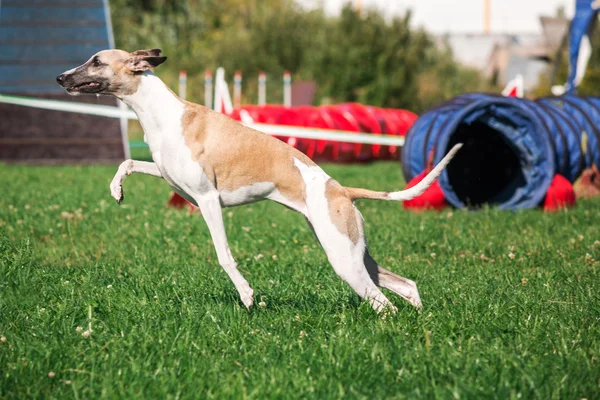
402 94 600 210
0 0 128 164
227 103 417 162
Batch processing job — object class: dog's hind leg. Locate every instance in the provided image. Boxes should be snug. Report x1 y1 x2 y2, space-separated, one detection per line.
304 180 396 314
364 250 422 309
195 192 254 310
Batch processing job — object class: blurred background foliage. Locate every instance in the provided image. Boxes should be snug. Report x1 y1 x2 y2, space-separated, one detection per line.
111 0 492 112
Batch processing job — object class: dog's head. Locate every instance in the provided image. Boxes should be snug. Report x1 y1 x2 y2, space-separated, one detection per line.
56 49 167 97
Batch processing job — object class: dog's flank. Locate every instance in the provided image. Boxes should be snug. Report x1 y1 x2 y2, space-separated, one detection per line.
179 104 314 210
57 48 462 314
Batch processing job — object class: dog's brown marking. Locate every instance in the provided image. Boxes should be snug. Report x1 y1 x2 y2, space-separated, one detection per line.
182 108 207 161
180 103 315 206
98 50 142 96
325 179 360 244
345 187 390 201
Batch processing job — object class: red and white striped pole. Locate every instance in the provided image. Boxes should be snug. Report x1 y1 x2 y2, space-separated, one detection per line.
258 71 266 106
234 70 242 108
283 70 292 108
204 70 213 109
178 70 187 100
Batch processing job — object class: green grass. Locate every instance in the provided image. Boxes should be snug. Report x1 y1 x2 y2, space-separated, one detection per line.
1 161 600 399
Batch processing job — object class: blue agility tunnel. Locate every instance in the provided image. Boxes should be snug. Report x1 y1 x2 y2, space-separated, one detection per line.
402 94 600 210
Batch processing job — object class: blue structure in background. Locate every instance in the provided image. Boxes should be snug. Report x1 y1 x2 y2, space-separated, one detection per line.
0 0 126 163
402 0 600 210
0 0 115 94
402 94 600 210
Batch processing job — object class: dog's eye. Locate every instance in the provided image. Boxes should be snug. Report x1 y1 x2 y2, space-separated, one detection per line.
92 57 102 67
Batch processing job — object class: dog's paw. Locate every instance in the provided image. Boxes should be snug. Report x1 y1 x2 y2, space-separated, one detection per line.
240 288 255 311
379 304 398 320
109 181 124 204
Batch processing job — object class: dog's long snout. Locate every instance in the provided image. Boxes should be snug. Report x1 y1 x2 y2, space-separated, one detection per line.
56 74 66 84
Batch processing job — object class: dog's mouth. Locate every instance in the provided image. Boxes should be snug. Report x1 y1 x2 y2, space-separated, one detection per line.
66 81 104 95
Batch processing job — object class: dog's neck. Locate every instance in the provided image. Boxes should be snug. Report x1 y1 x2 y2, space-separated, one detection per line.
119 71 185 150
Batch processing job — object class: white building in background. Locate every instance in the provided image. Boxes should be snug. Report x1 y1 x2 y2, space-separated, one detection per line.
303 0 575 92
439 16 570 91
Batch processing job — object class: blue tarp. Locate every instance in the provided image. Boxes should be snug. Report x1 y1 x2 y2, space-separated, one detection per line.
0 0 114 94
402 94 600 210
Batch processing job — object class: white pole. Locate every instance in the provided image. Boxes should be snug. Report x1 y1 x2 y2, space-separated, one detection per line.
204 70 213 109
0 94 407 146
178 70 187 100
283 70 292 108
258 71 266 106
214 67 233 114
234 70 242 108
214 68 223 112
118 100 130 159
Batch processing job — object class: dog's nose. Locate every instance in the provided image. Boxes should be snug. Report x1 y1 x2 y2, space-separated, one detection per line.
56 74 66 84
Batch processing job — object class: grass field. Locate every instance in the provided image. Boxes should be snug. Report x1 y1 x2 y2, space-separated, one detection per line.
1 161 600 399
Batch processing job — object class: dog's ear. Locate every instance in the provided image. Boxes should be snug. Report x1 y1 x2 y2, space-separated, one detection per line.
125 55 167 72
131 48 163 57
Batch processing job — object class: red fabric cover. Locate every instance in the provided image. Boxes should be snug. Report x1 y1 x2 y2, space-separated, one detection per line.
543 174 576 212
302 107 333 157
167 193 198 212
278 108 310 155
319 106 362 161
230 105 288 142
334 103 380 161
402 170 448 211
364 106 387 159
394 109 418 134
227 104 417 163
167 192 189 208
235 105 286 124
375 108 400 158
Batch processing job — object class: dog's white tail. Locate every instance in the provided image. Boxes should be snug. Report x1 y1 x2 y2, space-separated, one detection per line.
346 143 463 202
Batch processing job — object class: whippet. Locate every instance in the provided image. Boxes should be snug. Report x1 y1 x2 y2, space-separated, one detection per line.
57 49 462 313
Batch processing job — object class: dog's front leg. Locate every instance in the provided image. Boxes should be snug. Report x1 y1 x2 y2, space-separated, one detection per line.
196 193 255 310
110 160 162 204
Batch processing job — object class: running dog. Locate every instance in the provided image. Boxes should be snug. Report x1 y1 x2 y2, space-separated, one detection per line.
56 49 462 313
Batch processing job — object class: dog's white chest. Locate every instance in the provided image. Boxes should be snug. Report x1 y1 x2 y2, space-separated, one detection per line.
153 134 215 204
124 75 215 201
